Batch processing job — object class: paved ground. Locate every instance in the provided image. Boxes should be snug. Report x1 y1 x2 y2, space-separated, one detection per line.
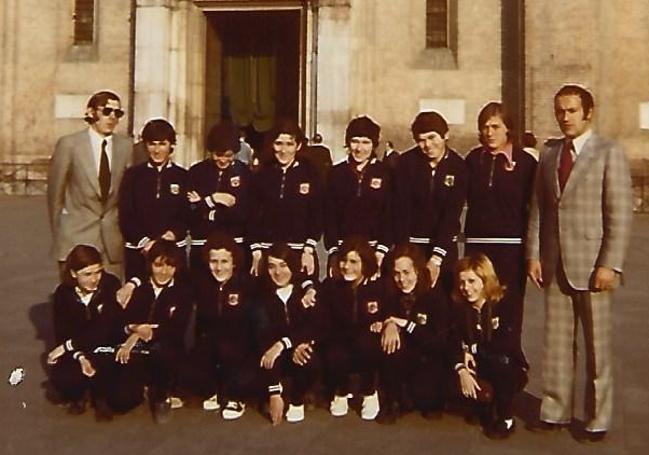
1 195 647 454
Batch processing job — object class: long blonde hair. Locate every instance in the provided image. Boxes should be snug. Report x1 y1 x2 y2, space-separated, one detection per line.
452 253 506 304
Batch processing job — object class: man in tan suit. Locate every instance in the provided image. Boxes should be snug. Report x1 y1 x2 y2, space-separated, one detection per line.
526 85 632 441
48 90 132 277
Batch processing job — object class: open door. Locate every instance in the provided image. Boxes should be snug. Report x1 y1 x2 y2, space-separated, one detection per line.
204 9 301 152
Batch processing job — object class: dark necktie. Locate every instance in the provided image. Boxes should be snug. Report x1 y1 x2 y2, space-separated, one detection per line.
99 139 111 204
558 139 573 192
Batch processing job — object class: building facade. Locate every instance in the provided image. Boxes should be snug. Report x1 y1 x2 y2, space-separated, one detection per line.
1 0 648 193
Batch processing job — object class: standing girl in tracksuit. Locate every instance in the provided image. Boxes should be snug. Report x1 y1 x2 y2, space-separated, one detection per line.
325 117 392 275
186 122 251 276
464 102 537 349
248 120 322 280
257 243 322 425
393 111 467 313
118 118 188 281
47 244 122 419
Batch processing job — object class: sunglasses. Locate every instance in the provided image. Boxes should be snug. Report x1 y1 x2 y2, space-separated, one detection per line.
99 106 125 119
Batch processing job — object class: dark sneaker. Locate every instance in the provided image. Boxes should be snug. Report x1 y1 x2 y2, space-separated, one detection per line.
153 398 172 424
94 398 113 422
67 399 86 415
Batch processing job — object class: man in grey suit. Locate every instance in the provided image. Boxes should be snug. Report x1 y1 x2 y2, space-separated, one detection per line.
48 90 132 278
526 84 632 441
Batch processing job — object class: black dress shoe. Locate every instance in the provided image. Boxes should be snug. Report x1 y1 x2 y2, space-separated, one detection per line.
67 399 86 415
486 419 516 440
421 409 443 421
576 430 607 443
376 408 398 425
526 420 567 433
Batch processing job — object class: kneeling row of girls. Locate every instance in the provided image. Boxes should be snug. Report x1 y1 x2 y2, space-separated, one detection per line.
48 233 528 438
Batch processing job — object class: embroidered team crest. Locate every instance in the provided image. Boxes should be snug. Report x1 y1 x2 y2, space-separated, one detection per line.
491 317 500 330
228 293 239 306
169 306 176 317
299 183 310 195
416 313 428 325
370 178 382 189
367 301 379 314
444 175 455 187
230 176 240 187
170 183 180 195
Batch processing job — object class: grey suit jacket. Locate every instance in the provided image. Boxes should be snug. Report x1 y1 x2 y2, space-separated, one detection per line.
47 129 132 262
526 133 632 290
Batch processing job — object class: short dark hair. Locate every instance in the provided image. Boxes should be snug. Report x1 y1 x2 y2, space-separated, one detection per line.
146 239 183 274
263 243 300 286
390 243 431 295
202 231 243 272
477 102 513 144
142 118 176 145
345 116 381 148
411 111 449 140
84 90 121 124
523 131 537 148
267 119 305 147
338 235 378 280
62 244 103 287
554 84 595 118
206 122 239 154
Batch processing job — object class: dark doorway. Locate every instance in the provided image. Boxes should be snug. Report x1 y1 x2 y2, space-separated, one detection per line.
205 10 301 153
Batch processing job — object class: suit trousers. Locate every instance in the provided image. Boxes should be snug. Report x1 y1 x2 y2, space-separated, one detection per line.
540 262 613 431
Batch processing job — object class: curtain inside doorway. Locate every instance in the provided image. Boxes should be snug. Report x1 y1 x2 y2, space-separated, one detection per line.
226 54 276 133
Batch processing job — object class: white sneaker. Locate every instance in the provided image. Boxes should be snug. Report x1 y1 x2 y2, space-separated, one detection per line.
329 395 349 417
169 396 184 410
202 394 220 411
221 401 246 420
285 404 305 423
361 391 380 420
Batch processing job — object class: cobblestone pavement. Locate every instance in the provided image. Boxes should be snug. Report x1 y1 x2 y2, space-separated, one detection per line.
1 196 647 454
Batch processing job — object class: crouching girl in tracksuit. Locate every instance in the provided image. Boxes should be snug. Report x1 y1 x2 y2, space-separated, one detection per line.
257 243 322 425
107 240 192 423
378 243 451 424
47 244 122 419
321 235 384 420
451 253 528 439
191 231 258 420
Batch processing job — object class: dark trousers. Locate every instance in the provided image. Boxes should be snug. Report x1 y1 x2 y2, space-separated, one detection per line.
324 331 382 397
455 354 528 422
49 355 109 403
102 343 181 413
186 334 257 402
262 350 320 405
380 345 448 412
465 243 526 347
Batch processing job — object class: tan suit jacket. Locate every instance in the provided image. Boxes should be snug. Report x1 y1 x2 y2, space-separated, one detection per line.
47 129 132 262
527 133 632 289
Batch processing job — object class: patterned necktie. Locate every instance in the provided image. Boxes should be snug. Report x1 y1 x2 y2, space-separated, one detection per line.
99 139 111 203
558 139 573 192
